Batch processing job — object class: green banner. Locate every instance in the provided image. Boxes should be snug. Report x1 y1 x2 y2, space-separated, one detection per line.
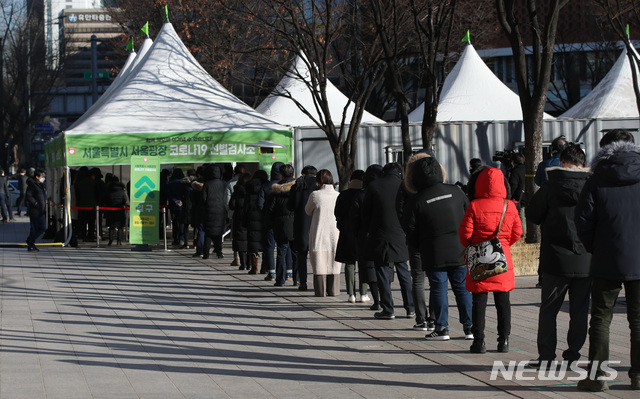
129 156 160 245
63 130 292 166
45 135 66 168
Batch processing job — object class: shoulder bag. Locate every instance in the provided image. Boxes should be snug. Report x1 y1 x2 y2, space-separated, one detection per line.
465 200 509 281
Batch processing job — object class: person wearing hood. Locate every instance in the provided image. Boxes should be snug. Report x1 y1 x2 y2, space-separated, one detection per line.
229 172 252 270
305 169 342 296
526 144 592 370
405 156 472 341
353 165 384 309
258 161 284 281
226 164 246 266
201 165 227 259
362 162 415 320
266 164 297 286
105 176 129 245
575 129 640 392
397 151 436 332
243 170 269 274
335 169 369 303
460 167 522 354
180 169 197 249
25 169 47 251
166 168 185 247
287 165 317 290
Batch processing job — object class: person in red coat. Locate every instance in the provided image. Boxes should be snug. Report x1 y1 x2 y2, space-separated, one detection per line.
459 166 522 354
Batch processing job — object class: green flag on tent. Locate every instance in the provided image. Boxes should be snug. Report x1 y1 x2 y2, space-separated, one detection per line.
140 22 149 37
125 37 134 51
462 30 470 43
163 5 169 22
627 24 630 37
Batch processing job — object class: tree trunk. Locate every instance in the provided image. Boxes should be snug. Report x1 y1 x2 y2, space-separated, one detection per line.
522 112 542 243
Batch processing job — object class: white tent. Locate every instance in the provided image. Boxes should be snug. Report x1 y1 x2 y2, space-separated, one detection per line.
560 48 640 119
256 54 384 126
47 21 292 168
408 44 553 122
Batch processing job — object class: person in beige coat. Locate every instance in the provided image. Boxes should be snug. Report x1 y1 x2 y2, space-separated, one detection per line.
305 169 343 297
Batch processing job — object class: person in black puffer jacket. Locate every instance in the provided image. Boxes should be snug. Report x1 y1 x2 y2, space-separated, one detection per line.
287 165 317 290
229 172 251 270
526 144 592 369
575 130 640 391
266 164 296 286
405 156 471 341
243 170 269 273
105 176 129 245
202 165 227 259
25 169 47 251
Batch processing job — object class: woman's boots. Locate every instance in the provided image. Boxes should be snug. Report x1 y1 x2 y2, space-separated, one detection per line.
248 253 259 274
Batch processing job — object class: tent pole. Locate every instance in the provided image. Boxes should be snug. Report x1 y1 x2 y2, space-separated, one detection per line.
63 166 73 247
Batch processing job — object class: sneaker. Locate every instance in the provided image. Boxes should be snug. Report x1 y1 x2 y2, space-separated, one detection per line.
577 377 608 392
426 321 436 332
406 312 416 319
192 252 202 257
27 246 39 252
348 295 356 303
264 273 275 281
413 322 430 331
298 284 308 291
359 294 371 303
464 328 474 340
369 303 382 311
425 329 450 341
374 311 395 320
470 339 486 353
285 273 293 281
274 282 283 287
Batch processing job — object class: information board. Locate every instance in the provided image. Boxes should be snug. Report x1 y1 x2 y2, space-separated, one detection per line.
129 156 160 244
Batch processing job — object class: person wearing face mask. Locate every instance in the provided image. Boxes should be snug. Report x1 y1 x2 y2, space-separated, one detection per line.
25 169 47 252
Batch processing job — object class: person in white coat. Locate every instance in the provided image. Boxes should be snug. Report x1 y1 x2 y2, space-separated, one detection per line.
305 169 343 297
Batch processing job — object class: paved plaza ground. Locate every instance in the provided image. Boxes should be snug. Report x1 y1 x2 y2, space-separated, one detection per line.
0 216 636 398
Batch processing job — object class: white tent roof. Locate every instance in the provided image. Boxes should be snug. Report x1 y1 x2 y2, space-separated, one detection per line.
256 55 384 126
65 22 286 135
67 39 154 130
408 44 553 122
560 48 640 119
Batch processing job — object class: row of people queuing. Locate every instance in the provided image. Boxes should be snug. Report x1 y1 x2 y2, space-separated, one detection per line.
221 129 638 392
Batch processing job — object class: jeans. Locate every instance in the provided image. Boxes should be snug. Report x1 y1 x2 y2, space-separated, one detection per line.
472 291 511 341
275 240 295 285
537 273 591 361
588 277 640 379
375 261 414 315
26 213 46 247
264 229 276 274
194 223 204 255
425 265 472 331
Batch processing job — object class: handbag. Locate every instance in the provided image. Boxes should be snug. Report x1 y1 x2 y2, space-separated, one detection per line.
465 200 508 281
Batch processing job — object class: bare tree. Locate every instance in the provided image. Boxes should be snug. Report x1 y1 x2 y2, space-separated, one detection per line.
239 0 387 188
368 0 415 161
495 0 569 243
594 0 640 115
1 0 60 169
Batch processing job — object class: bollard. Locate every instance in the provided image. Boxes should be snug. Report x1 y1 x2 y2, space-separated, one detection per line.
95 206 100 248
163 207 168 251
